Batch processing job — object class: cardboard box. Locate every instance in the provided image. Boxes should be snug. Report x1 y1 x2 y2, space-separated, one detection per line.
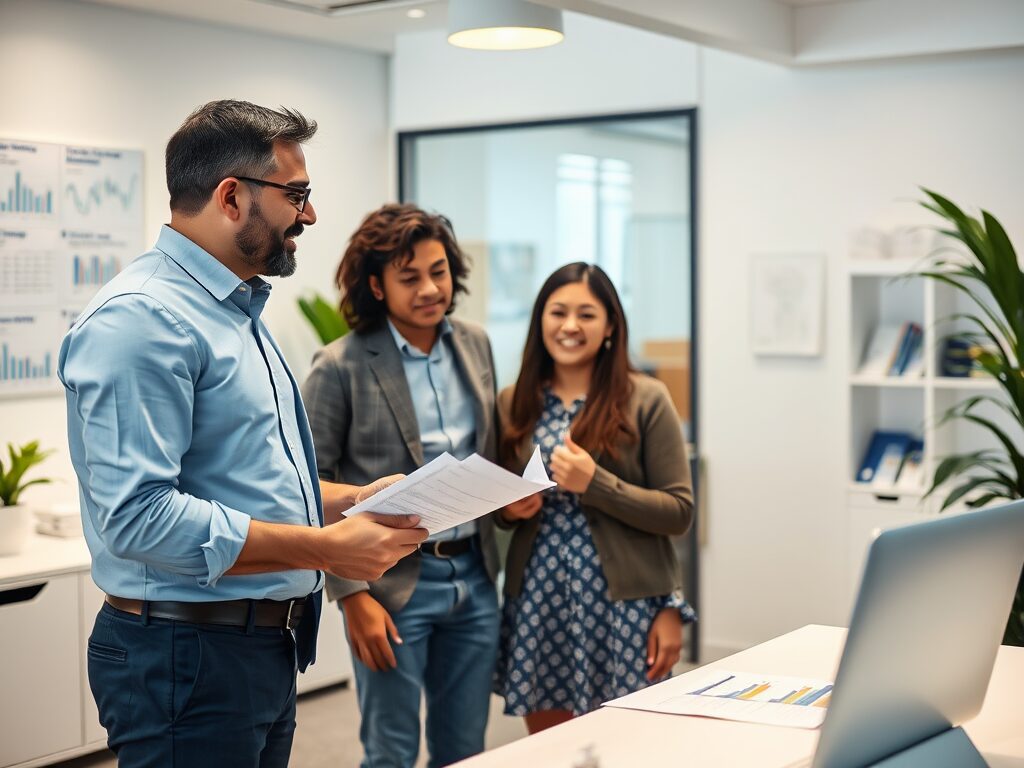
641 338 690 423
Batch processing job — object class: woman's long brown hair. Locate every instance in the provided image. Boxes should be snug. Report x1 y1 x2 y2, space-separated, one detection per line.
501 263 636 463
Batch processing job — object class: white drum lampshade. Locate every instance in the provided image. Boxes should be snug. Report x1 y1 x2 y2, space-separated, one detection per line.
447 0 564 50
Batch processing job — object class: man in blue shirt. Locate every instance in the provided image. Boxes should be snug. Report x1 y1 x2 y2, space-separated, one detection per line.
59 101 428 768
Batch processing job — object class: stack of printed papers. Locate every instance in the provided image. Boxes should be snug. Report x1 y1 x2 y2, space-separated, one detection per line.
346 447 555 535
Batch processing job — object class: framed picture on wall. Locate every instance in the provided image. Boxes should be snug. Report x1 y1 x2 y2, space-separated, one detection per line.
749 252 825 357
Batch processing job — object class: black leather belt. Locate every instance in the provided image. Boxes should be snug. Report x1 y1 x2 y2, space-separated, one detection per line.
419 534 476 559
105 595 308 630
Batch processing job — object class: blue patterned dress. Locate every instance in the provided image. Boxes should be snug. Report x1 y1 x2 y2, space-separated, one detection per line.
494 391 696 716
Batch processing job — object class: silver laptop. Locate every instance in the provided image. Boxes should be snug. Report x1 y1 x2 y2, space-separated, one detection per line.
812 500 1024 768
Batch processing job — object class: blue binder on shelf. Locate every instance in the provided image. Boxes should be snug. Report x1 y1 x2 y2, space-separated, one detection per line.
888 323 922 377
857 431 915 485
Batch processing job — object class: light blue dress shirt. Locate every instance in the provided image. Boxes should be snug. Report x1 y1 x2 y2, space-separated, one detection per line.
387 318 478 542
59 225 323 602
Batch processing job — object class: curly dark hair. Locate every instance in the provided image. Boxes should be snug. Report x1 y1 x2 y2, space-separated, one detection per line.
337 203 471 333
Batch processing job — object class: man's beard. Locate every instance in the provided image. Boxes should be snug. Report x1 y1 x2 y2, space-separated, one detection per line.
235 200 302 278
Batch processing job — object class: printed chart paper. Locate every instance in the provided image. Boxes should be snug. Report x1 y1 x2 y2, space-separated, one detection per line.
347 447 555 535
604 668 834 729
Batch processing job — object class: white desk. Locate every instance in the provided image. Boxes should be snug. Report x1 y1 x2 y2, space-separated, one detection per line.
458 624 1024 768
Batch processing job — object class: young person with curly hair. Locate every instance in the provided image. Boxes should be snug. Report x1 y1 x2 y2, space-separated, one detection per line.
302 204 500 767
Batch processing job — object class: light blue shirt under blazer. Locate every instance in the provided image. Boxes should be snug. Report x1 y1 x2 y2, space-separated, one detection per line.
59 225 324 602
387 318 478 542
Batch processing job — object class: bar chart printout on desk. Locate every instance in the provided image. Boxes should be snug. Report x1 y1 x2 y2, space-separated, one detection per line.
345 447 555 535
604 668 834 729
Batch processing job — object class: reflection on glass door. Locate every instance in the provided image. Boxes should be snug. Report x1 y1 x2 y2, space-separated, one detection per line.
399 111 696 442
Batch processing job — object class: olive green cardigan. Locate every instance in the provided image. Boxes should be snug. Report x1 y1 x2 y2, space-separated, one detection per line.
499 373 694 601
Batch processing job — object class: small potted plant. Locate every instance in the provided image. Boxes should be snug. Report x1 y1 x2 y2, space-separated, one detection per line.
0 441 54 556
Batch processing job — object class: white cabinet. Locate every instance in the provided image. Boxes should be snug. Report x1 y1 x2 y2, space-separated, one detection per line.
0 575 84 767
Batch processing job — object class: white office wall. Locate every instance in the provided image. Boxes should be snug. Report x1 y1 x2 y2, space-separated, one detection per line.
699 47 1024 649
392 20 1024 651
0 0 390 508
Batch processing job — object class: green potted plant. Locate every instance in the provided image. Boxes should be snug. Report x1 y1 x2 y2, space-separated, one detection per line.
0 441 55 556
917 189 1024 646
298 292 349 345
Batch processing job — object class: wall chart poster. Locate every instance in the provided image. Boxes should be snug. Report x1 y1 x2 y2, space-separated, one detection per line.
0 139 143 396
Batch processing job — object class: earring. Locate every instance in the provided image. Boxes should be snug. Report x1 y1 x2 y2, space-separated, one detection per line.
603 338 612 350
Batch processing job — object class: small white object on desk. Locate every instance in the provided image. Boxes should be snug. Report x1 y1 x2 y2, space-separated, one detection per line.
35 502 84 538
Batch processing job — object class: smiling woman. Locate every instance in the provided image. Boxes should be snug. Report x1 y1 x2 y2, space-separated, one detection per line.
493 261 696 735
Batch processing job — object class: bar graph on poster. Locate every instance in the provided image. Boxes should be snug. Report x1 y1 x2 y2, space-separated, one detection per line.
0 139 143 396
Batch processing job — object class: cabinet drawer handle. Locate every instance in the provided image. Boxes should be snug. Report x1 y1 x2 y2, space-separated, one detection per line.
0 583 46 606
873 494 900 503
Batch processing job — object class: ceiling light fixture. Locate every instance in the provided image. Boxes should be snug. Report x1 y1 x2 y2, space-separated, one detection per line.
407 7 426 18
447 0 564 51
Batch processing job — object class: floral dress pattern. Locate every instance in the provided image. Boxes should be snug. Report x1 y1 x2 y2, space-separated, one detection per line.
494 391 695 716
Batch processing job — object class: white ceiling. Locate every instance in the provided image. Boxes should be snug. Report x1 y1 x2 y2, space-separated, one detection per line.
84 0 449 52
81 0 1024 64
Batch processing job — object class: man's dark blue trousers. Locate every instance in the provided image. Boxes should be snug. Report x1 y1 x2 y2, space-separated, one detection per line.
87 601 300 767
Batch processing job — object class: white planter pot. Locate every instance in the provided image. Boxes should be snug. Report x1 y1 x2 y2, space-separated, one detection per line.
0 504 34 556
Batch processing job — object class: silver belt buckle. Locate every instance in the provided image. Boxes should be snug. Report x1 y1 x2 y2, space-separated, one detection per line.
285 599 300 630
433 541 453 559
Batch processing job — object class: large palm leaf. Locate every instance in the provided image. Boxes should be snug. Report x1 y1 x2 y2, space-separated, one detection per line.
919 189 1024 646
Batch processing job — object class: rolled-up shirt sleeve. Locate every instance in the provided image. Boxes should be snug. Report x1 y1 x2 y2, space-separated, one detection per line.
61 294 250 586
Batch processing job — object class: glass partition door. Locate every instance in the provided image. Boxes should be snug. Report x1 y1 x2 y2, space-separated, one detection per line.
399 111 700 660
399 110 697 443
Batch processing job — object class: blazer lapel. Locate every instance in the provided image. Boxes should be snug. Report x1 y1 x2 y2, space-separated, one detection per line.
364 326 425 466
449 321 489 455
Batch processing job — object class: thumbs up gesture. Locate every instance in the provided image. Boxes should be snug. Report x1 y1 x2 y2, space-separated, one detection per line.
550 431 597 494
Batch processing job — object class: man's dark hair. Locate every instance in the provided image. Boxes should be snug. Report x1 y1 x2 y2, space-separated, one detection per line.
337 203 471 333
166 100 317 215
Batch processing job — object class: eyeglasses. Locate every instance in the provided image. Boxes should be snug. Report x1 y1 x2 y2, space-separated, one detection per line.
235 176 312 213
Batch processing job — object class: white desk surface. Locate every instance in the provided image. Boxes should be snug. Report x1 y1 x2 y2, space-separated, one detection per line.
459 624 1024 768
0 532 91 586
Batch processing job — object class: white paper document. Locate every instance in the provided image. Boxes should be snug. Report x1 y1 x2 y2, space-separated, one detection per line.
603 668 834 729
345 447 556 535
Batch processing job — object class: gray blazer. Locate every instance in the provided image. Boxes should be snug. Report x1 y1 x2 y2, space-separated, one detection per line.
499 373 694 601
301 317 500 614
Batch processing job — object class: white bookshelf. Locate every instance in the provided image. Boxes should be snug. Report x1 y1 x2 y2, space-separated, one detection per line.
844 260 1010 606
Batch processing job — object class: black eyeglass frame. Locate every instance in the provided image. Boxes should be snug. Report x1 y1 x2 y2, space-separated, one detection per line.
234 176 311 213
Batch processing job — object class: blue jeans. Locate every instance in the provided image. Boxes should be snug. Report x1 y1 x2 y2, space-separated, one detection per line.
87 602 298 768
351 548 500 768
